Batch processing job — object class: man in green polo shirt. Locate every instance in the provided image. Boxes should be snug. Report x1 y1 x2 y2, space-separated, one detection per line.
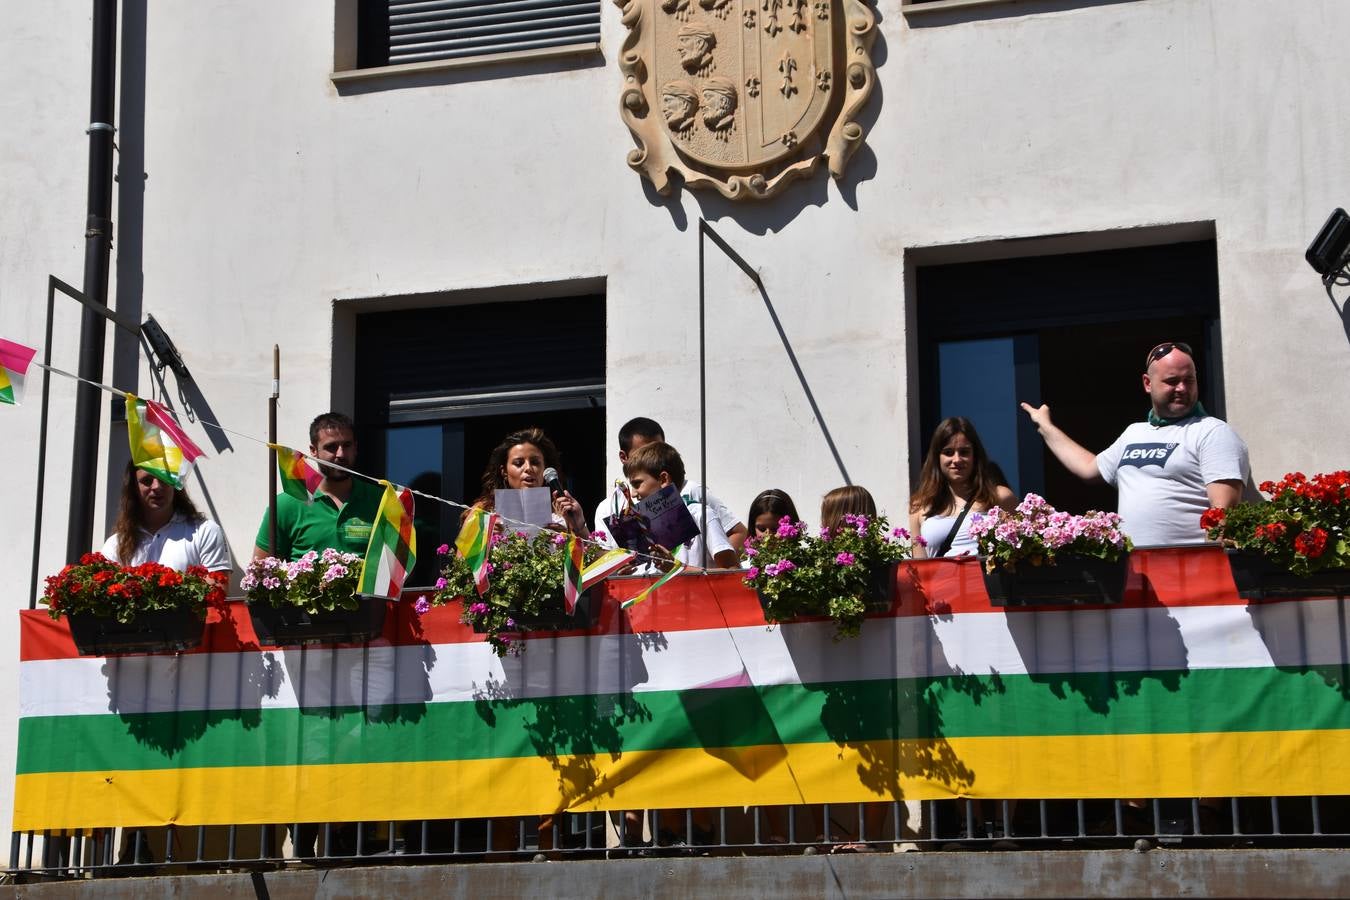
251 412 385 858
253 412 383 560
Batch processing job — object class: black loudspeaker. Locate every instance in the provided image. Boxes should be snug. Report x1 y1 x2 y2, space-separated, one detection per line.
1305 207 1350 276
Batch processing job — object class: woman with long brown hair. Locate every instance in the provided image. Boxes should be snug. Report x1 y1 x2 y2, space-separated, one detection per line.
100 460 231 573
464 426 587 533
908 417 1017 558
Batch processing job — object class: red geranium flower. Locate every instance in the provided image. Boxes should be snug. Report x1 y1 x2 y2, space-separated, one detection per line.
1200 508 1226 530
1293 528 1329 559
1255 522 1287 542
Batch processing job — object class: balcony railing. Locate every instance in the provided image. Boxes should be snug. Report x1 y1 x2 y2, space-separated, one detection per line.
11 547 1350 878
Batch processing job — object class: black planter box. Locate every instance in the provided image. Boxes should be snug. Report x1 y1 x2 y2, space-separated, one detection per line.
247 594 388 646
66 607 205 656
982 556 1128 607
1224 549 1350 600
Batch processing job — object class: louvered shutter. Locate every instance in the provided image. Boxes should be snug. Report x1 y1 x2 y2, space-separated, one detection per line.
384 0 602 65
354 295 607 427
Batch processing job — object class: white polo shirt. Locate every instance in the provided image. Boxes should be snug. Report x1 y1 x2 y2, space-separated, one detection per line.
99 514 232 572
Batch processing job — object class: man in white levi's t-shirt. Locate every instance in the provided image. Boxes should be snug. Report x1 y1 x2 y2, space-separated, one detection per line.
1019 341 1250 547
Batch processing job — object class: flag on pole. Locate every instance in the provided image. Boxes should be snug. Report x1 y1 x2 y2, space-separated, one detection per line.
125 394 205 489
455 507 498 597
359 481 417 600
621 560 686 609
561 534 585 614
269 443 324 503
580 547 637 592
0 338 37 406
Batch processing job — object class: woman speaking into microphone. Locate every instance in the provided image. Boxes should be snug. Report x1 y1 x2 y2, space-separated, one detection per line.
464 426 588 533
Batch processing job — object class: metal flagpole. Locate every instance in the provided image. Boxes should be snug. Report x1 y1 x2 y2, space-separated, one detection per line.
699 221 708 567
268 345 279 555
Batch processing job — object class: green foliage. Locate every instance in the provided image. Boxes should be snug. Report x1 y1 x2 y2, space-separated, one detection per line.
42 553 225 623
242 549 365 614
436 529 606 656
742 514 917 640
969 494 1132 573
1203 470 1350 576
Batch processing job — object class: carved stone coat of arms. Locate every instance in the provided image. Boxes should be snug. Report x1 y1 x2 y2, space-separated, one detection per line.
615 0 876 199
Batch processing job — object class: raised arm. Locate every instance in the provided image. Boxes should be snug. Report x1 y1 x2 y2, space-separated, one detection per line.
1019 402 1103 484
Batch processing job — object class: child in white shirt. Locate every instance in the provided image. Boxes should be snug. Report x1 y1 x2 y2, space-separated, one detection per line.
623 441 739 570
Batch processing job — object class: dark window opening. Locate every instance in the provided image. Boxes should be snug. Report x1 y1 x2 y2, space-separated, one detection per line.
917 239 1222 516
356 0 391 69
355 295 606 586
356 0 602 70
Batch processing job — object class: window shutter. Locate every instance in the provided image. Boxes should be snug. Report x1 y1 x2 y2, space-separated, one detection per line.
386 0 602 65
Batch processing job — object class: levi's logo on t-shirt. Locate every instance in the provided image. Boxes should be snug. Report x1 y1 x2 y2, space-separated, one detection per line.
1119 442 1179 468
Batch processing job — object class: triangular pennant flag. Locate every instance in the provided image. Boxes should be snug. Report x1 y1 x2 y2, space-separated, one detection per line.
620 560 686 609
269 443 324 503
0 337 37 406
580 547 637 592
359 481 418 600
455 507 498 597
562 534 585 614
125 394 205 489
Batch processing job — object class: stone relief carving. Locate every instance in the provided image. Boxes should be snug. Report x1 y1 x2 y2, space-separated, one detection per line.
778 52 797 98
675 22 717 73
616 0 878 200
661 81 700 132
700 76 738 132
762 0 783 36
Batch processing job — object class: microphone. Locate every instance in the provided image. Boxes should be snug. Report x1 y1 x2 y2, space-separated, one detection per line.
543 467 565 496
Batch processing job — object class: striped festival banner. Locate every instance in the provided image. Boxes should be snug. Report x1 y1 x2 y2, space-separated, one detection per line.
14 548 1350 831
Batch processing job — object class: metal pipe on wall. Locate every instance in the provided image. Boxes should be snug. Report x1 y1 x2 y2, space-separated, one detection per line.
66 0 119 563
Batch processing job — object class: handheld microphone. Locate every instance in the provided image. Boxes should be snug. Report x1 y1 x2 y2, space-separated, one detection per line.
543 467 565 496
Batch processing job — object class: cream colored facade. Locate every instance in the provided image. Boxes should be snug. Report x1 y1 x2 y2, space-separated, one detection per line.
2 0 1349 828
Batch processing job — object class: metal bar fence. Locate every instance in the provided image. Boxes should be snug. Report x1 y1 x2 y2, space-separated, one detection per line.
10 796 1350 879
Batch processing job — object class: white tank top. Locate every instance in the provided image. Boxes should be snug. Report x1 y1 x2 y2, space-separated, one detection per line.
919 511 979 558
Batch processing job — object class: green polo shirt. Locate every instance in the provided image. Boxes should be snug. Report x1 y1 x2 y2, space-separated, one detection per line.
254 477 384 561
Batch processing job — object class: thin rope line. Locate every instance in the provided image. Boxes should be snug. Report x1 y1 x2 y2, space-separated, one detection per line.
30 361 128 398
29 360 682 569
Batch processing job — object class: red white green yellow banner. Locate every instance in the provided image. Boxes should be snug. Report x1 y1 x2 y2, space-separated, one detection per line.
14 548 1350 831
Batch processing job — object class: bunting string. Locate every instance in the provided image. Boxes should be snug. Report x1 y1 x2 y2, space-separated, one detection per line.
10 346 689 573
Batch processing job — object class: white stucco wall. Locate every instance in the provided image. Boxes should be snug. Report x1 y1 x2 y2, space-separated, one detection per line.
2 0 1348 832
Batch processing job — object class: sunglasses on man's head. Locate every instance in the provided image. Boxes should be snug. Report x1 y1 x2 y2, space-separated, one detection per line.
1145 341 1193 369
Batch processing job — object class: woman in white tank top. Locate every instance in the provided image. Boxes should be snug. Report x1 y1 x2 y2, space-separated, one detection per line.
908 417 1017 558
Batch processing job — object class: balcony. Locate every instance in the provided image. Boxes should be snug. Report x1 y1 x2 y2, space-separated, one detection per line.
11 547 1350 892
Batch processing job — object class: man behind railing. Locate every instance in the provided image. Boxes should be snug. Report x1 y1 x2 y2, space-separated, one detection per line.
1021 339 1251 833
1019 340 1250 547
